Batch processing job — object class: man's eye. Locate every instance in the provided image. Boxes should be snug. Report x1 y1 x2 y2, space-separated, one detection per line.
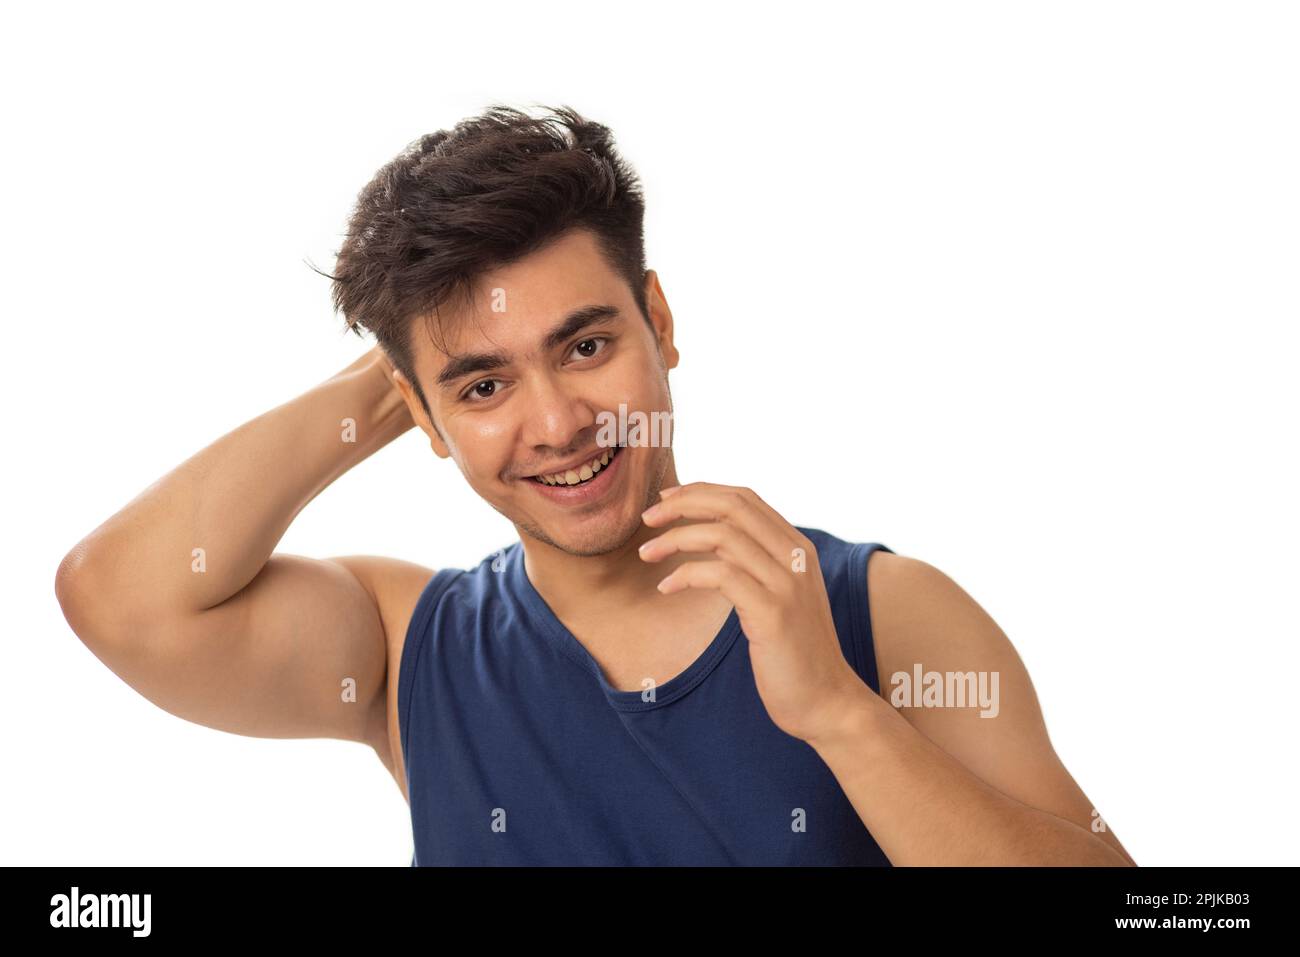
572 336 609 360
462 379 502 402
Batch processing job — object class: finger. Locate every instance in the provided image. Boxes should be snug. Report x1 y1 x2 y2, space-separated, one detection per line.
645 483 803 567
639 520 788 591
656 558 768 615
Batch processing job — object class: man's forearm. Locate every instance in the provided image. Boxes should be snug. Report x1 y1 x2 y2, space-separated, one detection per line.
807 682 1131 866
58 348 412 629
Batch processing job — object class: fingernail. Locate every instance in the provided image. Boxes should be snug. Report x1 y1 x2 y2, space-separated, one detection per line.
659 486 681 498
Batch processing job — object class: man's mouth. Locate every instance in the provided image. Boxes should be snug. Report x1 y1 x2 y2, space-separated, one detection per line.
528 444 624 487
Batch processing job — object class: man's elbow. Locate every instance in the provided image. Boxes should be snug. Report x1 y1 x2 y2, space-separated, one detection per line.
55 543 121 648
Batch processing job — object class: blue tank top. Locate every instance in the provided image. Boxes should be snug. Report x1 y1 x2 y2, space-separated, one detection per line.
398 526 896 865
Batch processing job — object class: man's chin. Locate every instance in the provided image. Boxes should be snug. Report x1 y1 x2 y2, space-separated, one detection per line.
514 511 642 558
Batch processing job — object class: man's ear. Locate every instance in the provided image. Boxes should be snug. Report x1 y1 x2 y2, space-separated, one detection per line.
392 368 452 459
644 269 680 371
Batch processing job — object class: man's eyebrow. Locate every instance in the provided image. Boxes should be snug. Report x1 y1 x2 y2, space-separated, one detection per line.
435 304 623 389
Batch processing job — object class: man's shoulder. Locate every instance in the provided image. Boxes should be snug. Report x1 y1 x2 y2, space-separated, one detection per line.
328 555 440 655
863 548 983 640
356 542 517 653
860 547 1019 710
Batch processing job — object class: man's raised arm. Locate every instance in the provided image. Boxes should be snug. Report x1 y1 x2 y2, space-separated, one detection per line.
53 347 423 749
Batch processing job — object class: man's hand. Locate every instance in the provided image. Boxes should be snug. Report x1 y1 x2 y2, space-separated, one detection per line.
638 482 862 743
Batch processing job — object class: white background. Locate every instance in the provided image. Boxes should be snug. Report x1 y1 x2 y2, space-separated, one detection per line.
3 1 1296 865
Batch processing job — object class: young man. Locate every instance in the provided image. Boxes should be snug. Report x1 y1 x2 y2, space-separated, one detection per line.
55 104 1135 866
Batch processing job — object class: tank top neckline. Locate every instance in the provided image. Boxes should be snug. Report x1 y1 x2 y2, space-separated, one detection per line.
506 541 743 713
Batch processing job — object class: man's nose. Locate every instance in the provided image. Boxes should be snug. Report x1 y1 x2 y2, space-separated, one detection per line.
519 373 596 450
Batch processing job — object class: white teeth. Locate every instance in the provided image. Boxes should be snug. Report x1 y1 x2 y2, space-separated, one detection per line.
534 446 619 486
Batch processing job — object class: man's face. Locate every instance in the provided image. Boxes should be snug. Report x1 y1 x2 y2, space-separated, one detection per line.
399 227 680 557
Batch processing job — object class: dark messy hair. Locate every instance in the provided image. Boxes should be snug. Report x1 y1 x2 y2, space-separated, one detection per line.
319 103 650 420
